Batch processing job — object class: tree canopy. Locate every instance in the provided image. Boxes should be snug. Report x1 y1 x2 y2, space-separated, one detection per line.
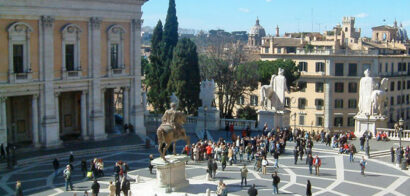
256 59 300 89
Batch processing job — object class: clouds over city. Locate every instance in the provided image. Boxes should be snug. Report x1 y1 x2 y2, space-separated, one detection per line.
355 13 368 18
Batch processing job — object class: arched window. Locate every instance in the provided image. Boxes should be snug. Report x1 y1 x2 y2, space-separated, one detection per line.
61 24 82 76
107 24 126 74
7 22 33 81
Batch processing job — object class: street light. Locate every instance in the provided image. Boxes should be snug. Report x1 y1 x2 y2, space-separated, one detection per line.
203 106 208 140
365 113 371 158
395 118 407 170
293 113 297 131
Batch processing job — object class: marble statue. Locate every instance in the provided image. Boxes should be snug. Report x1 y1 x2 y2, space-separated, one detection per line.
260 68 288 110
170 92 179 107
358 69 375 115
370 78 389 116
199 80 215 108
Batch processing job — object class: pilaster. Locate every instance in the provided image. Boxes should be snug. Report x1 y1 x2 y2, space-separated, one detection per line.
81 91 89 140
0 97 8 145
32 95 40 147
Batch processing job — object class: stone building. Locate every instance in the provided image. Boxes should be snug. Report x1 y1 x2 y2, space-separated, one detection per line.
0 0 147 147
248 18 266 47
240 17 410 132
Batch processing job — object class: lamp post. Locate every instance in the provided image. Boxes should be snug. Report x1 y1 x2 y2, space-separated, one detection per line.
365 113 370 158
395 118 407 170
293 113 297 131
204 106 208 140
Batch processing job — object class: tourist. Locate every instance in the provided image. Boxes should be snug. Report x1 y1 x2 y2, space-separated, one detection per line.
390 146 395 163
360 136 365 151
313 155 321 176
0 144 5 160
149 154 154 174
261 156 268 174
115 180 121 196
15 180 23 196
91 180 100 196
69 151 74 163
221 153 227 171
81 159 87 177
360 156 367 175
216 180 224 196
207 158 214 179
240 165 248 187
272 172 280 194
293 146 298 165
273 150 279 168
239 146 244 162
63 165 73 191
53 158 60 177
307 154 313 174
121 176 130 196
349 144 356 162
245 144 252 161
306 180 312 196
299 144 304 161
228 146 233 165
108 181 115 196
212 160 218 178
248 184 257 196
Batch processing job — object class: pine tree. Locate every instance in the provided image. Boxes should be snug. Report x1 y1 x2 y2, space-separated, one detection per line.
146 20 167 113
168 38 200 114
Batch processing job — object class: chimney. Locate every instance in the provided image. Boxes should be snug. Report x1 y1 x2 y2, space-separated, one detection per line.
276 25 280 37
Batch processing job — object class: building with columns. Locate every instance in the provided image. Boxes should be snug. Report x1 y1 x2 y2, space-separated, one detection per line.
237 17 410 132
0 0 147 147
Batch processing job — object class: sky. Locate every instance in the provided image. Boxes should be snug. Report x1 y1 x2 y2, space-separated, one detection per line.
142 0 410 37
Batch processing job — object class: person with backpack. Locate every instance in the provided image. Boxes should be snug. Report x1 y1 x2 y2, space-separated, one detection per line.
272 172 280 194
63 165 73 191
248 184 258 196
91 180 100 196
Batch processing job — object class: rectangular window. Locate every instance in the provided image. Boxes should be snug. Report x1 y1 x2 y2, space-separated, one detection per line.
335 82 344 93
390 82 395 92
348 99 357 109
110 44 119 69
298 62 308 72
335 63 344 76
407 81 410 89
13 44 24 73
334 117 343 127
403 81 406 90
299 115 305 126
316 117 323 126
315 99 324 110
385 63 388 73
407 95 409 104
315 82 324 92
398 81 401 90
316 62 325 72
348 82 357 93
335 99 344 108
397 96 401 105
391 97 394 106
277 48 282 54
298 81 307 92
298 98 307 109
391 63 394 73
348 63 357 76
285 97 290 108
264 47 269 53
347 117 355 127
398 62 403 72
250 95 258 106
237 96 245 105
65 44 75 71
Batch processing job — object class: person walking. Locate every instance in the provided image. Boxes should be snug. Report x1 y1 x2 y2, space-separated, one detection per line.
306 180 312 196
360 156 367 175
349 145 355 162
15 180 23 196
207 158 214 179
121 176 130 196
69 151 74 163
91 180 100 196
212 161 218 178
63 165 73 191
307 154 313 175
360 136 365 151
313 155 321 176
108 181 115 196
248 184 258 196
53 158 59 177
115 180 121 196
148 154 154 174
273 150 279 168
261 156 268 175
272 172 280 194
216 180 224 196
293 146 299 165
221 154 227 171
390 146 395 163
240 165 248 187
81 159 87 177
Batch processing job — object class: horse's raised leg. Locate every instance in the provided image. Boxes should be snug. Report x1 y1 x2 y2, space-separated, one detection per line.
162 143 171 162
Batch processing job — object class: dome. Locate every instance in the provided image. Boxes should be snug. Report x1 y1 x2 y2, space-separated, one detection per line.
249 18 266 37
396 24 408 42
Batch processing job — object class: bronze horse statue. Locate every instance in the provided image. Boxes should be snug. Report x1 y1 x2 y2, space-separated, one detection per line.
157 111 190 162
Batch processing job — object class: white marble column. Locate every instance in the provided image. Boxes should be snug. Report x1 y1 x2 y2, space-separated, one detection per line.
32 95 40 147
129 18 146 135
40 16 61 147
0 97 7 145
123 87 129 126
81 91 88 140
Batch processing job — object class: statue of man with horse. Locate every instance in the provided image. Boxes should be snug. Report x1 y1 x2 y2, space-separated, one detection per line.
157 103 191 162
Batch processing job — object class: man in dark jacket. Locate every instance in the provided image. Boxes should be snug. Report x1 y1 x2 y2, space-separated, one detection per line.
293 146 298 165
248 184 258 196
69 152 74 163
91 180 100 196
121 177 130 196
115 180 121 196
212 161 218 178
53 158 59 177
207 159 213 178
272 172 280 194
81 160 87 177
390 146 395 163
307 154 313 174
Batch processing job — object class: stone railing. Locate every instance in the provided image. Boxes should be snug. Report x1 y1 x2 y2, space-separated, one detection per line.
220 119 257 130
376 128 410 141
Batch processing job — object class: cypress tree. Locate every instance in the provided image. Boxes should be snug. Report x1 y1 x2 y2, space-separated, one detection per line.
146 20 167 113
168 38 201 114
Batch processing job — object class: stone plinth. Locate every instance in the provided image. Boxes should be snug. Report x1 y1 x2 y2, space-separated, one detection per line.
196 107 220 132
151 154 190 191
354 115 387 137
258 110 290 130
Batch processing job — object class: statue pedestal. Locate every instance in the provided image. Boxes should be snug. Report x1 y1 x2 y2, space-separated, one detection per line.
258 110 290 130
196 107 220 132
354 115 387 137
151 154 190 191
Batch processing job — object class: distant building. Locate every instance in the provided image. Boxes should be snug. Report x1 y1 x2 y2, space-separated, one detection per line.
248 18 266 47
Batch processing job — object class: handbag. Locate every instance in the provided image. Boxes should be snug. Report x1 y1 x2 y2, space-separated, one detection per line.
87 171 93 178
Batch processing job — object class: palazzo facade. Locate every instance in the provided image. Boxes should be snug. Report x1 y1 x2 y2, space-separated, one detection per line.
0 0 148 147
